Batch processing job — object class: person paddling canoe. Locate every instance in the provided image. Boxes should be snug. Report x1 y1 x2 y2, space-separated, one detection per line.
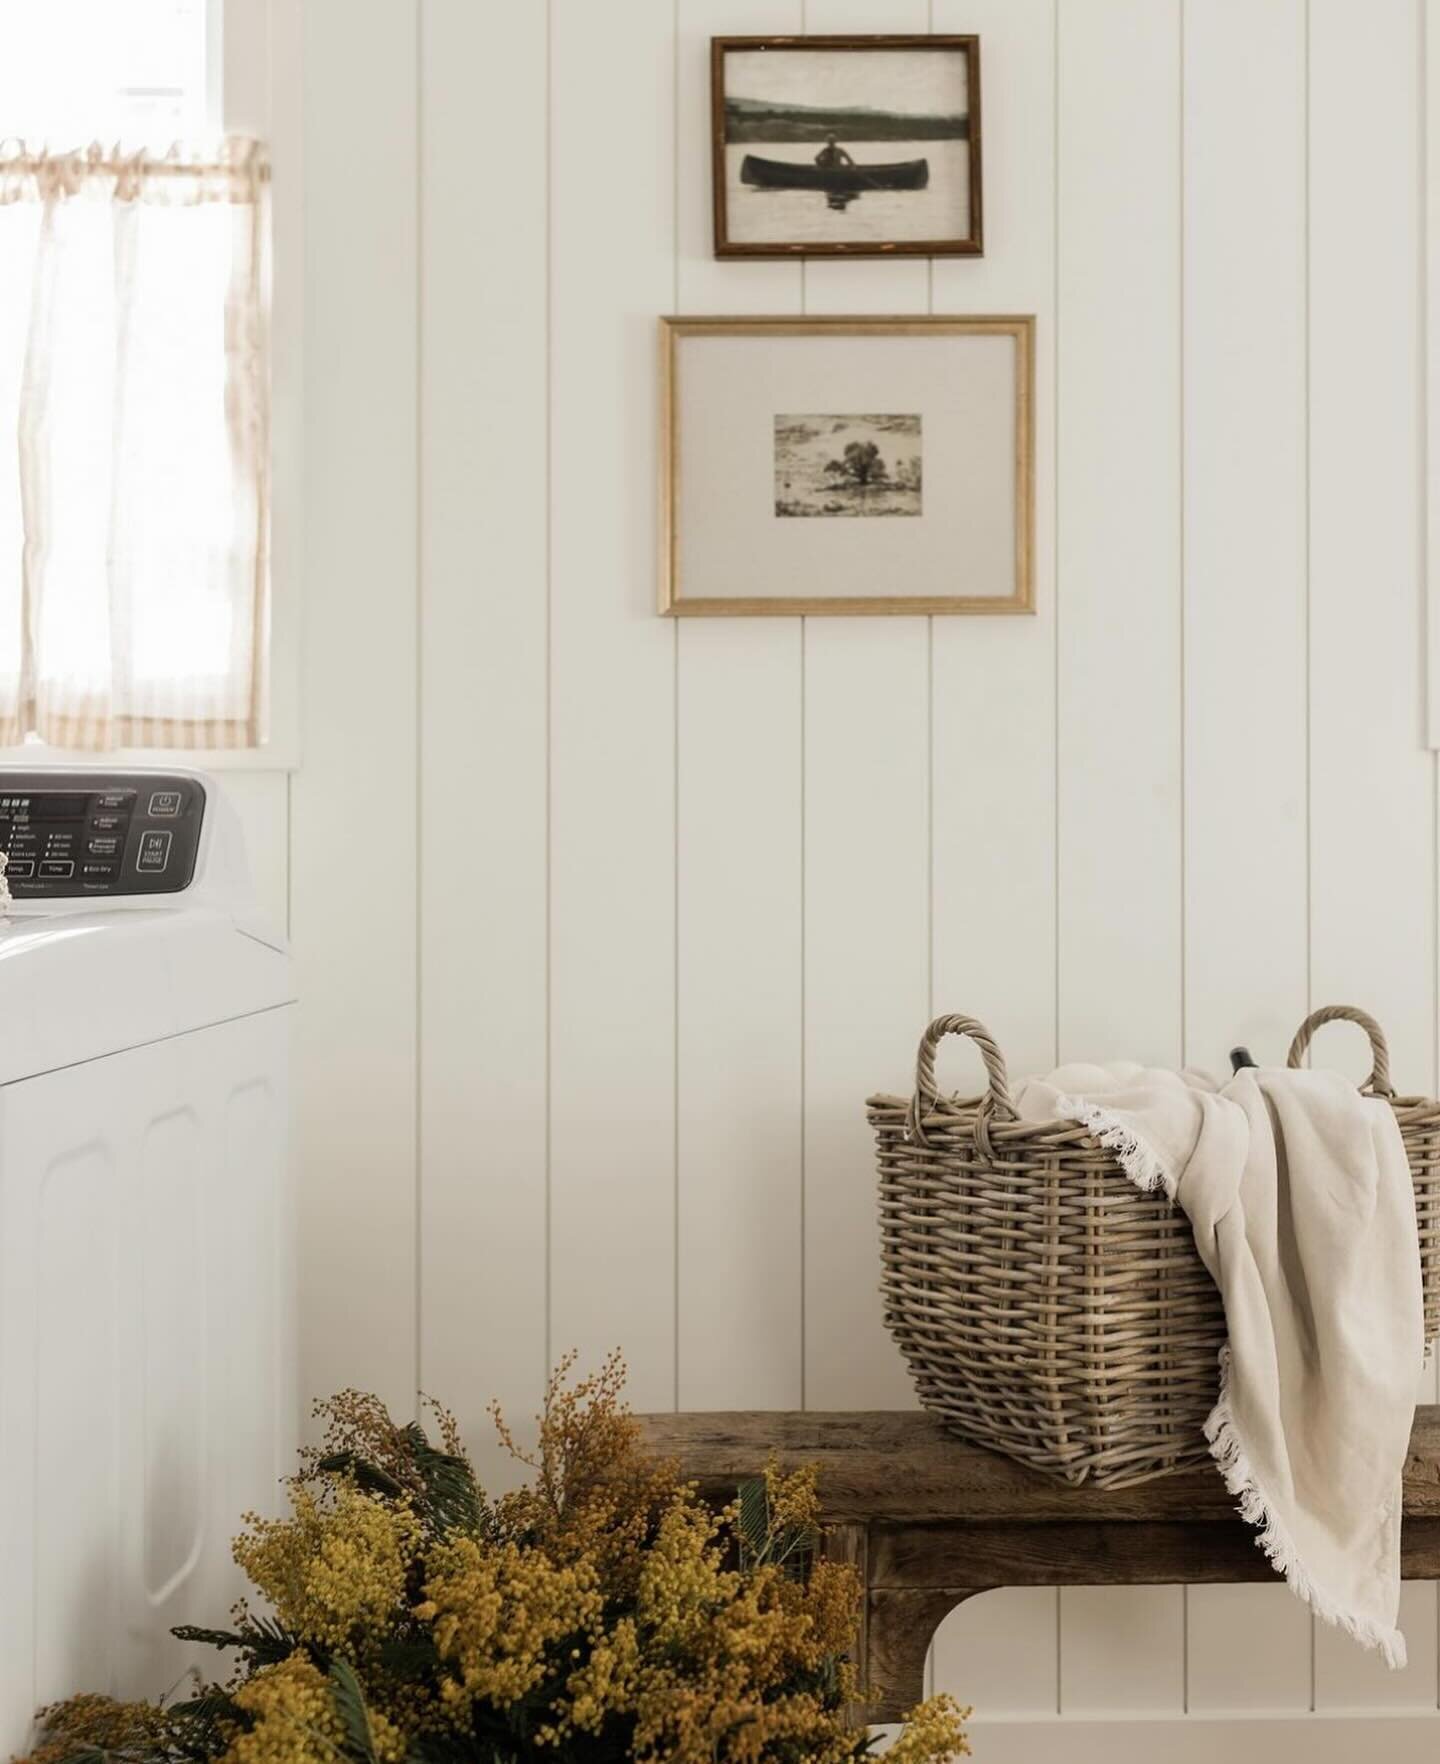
814 133 855 169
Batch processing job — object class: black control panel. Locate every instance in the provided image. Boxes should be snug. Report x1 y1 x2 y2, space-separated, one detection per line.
0 772 205 898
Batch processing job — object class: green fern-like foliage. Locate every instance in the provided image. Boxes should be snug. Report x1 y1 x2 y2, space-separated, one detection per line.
734 1472 817 1579
315 1451 407 1502
401 1423 485 1539
328 1658 388 1764
171 1615 299 1669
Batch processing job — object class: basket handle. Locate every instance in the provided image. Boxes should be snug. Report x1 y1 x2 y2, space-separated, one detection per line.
1286 1004 1395 1099
908 1014 1018 1142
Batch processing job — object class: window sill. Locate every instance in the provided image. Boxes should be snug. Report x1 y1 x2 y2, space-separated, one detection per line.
0 743 299 774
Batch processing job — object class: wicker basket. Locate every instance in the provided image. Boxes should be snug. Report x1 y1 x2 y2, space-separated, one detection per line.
870 1005 1440 1489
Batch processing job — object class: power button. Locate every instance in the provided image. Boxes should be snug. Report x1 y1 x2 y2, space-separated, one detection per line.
136 830 172 874
148 790 182 817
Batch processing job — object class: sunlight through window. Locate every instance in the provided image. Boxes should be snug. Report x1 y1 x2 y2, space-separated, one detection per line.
0 2 269 753
0 0 214 149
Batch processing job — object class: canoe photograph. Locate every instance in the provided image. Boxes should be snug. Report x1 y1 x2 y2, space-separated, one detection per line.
739 152 931 196
713 35 982 256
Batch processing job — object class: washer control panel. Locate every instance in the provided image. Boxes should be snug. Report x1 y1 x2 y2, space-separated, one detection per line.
0 773 205 897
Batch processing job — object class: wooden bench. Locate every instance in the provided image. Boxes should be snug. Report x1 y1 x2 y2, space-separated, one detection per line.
636 1408 1440 1722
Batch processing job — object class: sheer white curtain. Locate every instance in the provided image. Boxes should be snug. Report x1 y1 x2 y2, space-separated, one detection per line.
0 139 268 749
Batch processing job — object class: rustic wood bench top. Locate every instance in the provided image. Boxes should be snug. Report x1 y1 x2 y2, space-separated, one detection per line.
635 1407 1440 1721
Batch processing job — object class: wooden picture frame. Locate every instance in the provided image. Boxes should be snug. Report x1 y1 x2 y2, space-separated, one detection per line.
660 316 1033 618
711 35 983 259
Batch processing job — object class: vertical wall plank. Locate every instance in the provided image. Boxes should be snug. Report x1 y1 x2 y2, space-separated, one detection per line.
930 0 1058 1095
800 0 932 316
1181 0 1307 1077
675 621 803 1407
1309 0 1435 1091
796 0 931 1418
928 0 1061 1717
1314 1584 1439 1711
673 0 804 1415
1055 0 1183 1066
417 0 549 1486
1186 1584 1311 1716
1180 0 1312 1708
679 0 802 316
1059 1586 1184 1714
1428 0 1440 751
1309 0 1438 1714
291 0 418 1418
934 1587 1059 1721
547 0 678 1413
1054 0 1184 1712
803 620 929 1409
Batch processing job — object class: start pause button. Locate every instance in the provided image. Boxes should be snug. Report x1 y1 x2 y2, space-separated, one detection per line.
136 830 172 874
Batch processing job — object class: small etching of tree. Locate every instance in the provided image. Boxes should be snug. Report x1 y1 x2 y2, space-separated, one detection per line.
825 439 889 494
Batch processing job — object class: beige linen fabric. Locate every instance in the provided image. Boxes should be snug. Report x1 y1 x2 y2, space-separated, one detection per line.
1016 1061 1423 1666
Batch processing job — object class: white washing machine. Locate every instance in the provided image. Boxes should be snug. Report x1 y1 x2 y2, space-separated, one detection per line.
0 769 296 1753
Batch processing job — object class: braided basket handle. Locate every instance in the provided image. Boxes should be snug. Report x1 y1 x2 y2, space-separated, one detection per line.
1286 1004 1395 1099
907 1014 1017 1144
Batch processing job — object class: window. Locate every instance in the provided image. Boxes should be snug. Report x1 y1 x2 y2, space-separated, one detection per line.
0 0 217 147
0 1 273 754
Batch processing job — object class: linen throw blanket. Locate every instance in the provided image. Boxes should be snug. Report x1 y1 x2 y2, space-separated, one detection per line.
1014 1062 1423 1666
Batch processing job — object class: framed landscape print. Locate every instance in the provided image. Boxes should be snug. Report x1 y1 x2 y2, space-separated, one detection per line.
659 316 1033 617
711 35 982 258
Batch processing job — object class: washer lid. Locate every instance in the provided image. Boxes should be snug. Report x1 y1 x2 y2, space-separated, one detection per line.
0 905 295 1086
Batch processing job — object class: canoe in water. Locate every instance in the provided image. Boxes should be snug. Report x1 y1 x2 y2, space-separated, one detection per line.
739 153 929 194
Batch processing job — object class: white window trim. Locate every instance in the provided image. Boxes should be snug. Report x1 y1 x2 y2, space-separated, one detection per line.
5 0 303 776
206 0 226 138
244 0 303 773
0 743 291 774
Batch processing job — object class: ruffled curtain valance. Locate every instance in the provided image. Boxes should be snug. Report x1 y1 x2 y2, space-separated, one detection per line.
0 138 269 749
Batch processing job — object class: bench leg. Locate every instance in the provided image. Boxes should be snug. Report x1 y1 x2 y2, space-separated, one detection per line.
866 1587 979 1724
825 1523 978 1725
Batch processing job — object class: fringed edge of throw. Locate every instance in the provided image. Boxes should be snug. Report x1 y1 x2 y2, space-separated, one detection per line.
1205 1347 1408 1671
1052 1094 1178 1200
1055 1092 1407 1669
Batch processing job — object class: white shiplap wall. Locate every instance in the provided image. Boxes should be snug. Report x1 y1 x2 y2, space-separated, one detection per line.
266 0 1440 1754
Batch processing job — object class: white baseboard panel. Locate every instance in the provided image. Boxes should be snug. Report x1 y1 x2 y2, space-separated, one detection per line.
963 1713 1440 1763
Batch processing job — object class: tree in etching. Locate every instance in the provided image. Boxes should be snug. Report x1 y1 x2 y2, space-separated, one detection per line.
824 438 889 491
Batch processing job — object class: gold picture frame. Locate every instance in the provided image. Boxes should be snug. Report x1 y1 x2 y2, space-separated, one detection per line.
659 315 1034 617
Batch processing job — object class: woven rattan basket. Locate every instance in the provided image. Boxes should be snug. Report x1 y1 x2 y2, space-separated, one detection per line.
870 1005 1440 1488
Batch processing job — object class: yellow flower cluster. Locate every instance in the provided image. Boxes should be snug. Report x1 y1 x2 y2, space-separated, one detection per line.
626 1554 862 1763
15 1354 971 1764
561 1616 642 1734
492 1349 680 1597
634 1497 734 1650
542 1474 873 1764
419 1535 604 1712
21 1692 169 1764
629 1664 860 1764
220 1655 405 1764
884 1694 974 1763
763 1457 822 1538
233 1482 419 1651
